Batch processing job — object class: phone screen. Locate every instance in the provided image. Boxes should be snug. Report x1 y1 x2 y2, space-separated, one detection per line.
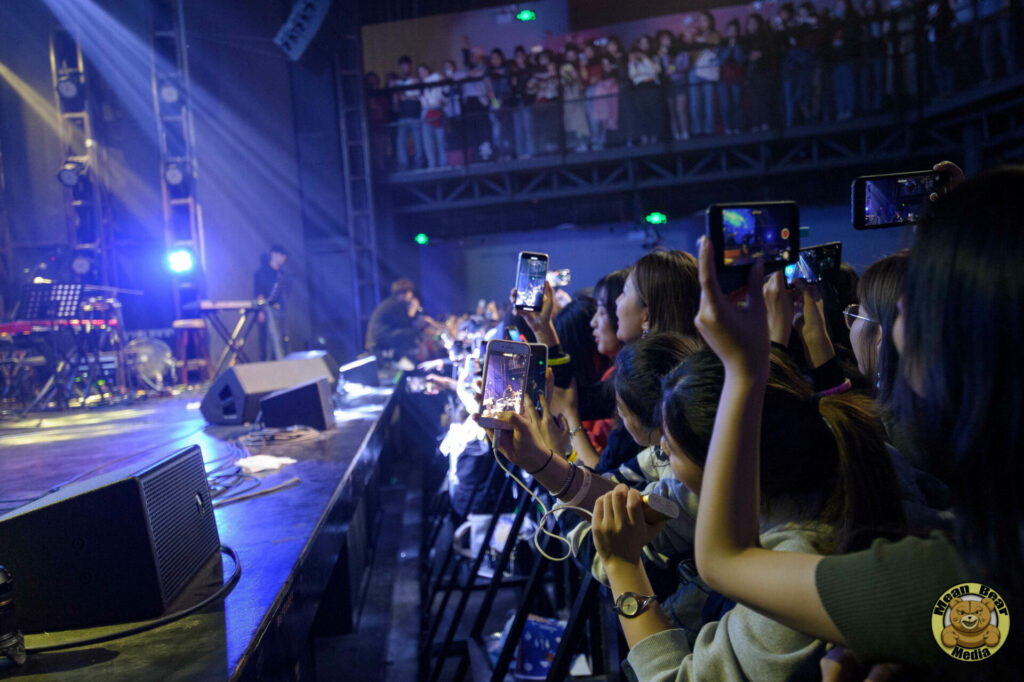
514 252 549 311
481 347 529 421
709 203 798 268
785 242 842 287
854 172 942 229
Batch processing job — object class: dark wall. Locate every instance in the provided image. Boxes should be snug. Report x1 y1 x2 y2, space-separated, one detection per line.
418 203 909 316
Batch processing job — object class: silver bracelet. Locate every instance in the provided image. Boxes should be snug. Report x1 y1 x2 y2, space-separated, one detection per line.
569 425 586 439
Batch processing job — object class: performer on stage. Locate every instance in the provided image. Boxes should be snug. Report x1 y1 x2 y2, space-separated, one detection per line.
365 278 419 361
253 244 289 361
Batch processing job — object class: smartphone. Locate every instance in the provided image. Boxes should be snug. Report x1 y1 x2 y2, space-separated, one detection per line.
706 201 799 290
851 170 944 230
785 241 842 289
514 251 549 312
477 339 531 429
527 343 548 416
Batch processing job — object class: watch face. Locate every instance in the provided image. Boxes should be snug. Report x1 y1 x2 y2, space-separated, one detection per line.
620 595 639 616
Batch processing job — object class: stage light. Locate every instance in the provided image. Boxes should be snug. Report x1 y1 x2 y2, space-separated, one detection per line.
516 9 537 21
645 211 667 225
71 252 95 276
415 233 429 245
164 162 186 186
167 249 194 273
158 78 181 106
56 74 81 100
57 160 86 187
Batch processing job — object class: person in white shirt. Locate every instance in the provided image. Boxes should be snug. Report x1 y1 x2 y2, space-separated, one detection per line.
417 64 448 169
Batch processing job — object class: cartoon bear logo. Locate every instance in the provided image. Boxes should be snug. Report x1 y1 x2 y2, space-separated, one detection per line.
941 597 1001 649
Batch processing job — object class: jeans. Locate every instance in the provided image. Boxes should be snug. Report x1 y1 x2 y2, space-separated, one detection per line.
783 48 814 126
832 63 856 117
859 57 884 110
980 16 1016 80
421 119 447 169
688 78 716 135
513 105 534 158
395 117 423 170
717 82 742 132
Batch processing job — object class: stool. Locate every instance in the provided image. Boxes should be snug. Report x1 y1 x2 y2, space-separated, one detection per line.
173 318 212 385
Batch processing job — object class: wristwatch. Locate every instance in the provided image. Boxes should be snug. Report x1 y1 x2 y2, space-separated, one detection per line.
613 592 657 618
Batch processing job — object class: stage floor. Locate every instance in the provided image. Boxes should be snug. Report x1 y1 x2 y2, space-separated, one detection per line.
0 385 400 680
0 391 226 509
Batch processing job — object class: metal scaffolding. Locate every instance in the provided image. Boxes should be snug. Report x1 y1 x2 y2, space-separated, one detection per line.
383 77 1024 216
150 0 202 319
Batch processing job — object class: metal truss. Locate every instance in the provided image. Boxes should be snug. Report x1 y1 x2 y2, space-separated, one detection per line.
386 78 1024 215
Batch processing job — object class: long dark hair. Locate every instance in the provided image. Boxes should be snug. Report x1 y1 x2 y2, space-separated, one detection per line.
631 250 700 336
613 332 701 433
663 348 906 553
553 296 608 387
858 250 909 405
594 268 629 335
896 168 1024 596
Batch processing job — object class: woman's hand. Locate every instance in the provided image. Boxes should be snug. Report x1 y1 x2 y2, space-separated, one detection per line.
792 280 836 369
762 271 796 347
511 282 559 347
536 394 571 456
549 376 580 426
693 237 770 381
592 484 666 569
476 394 551 471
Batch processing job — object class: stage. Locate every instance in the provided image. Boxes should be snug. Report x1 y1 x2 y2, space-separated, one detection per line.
0 382 413 680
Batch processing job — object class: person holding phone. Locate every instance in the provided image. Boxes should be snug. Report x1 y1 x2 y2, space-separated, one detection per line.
686 168 1023 677
589 346 906 680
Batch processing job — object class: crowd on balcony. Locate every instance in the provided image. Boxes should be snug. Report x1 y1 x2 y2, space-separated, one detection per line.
365 0 1020 171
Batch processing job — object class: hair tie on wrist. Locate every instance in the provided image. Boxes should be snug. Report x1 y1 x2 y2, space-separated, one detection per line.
527 449 554 475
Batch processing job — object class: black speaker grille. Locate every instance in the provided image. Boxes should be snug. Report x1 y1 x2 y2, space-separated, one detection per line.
139 447 220 605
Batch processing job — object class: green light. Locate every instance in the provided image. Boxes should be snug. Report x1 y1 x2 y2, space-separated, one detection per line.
415 233 429 245
645 212 667 225
516 9 536 21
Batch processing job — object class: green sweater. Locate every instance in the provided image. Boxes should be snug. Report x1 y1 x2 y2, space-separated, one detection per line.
816 530 1013 678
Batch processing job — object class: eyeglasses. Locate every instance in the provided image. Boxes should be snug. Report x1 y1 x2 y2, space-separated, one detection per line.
843 303 875 329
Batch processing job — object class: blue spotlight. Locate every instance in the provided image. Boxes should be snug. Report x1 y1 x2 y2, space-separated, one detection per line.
167 248 194 273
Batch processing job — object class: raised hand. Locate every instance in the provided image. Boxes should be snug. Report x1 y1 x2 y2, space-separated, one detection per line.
762 270 796 347
792 279 835 368
693 237 770 380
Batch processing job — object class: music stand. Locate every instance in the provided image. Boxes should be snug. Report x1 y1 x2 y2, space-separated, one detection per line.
19 283 87 411
17 283 85 320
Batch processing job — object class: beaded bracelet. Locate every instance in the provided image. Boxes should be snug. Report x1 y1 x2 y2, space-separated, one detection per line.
552 462 577 498
526 449 554 475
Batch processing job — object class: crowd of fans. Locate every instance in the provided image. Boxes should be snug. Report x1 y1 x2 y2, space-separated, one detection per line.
402 159 1022 678
366 0 1019 170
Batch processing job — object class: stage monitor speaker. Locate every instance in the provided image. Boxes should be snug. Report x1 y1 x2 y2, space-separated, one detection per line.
285 350 339 390
339 355 379 387
0 446 220 633
200 356 334 425
260 377 334 430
